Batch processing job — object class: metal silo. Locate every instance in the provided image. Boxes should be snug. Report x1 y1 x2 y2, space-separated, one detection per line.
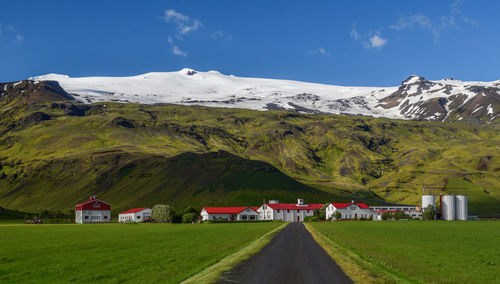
455 195 468 221
422 195 435 209
441 195 455 220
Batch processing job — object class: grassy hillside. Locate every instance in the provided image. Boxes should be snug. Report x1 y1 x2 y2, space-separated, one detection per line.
0 81 499 214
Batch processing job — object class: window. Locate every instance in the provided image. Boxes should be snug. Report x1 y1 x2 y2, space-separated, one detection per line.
307 210 310 213
103 216 108 219
84 216 89 219
241 215 248 220
287 210 290 213
277 210 280 213
137 216 141 219
93 203 100 208
249 215 256 220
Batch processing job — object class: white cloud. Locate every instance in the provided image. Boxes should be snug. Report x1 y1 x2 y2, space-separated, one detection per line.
172 45 187 57
14 35 23 44
168 36 187 57
307 47 330 56
0 24 23 44
369 35 387 48
389 0 476 42
164 9 202 35
212 30 232 41
350 25 360 40
350 25 386 50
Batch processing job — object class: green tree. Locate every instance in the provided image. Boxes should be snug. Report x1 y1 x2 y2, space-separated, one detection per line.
422 205 435 220
318 203 328 220
182 213 198 223
334 211 342 220
151 204 175 223
394 211 407 220
183 206 199 215
382 211 393 220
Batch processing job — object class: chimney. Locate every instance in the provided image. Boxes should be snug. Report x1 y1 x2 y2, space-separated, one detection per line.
351 200 355 204
297 198 304 205
90 195 97 200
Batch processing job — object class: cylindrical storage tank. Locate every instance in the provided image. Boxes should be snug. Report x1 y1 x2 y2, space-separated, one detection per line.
441 195 455 221
455 195 468 221
422 195 435 209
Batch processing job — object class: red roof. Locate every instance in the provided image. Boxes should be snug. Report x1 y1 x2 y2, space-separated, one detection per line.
250 207 259 211
75 196 110 207
120 208 149 214
202 207 257 214
75 196 110 211
265 203 323 210
330 203 370 209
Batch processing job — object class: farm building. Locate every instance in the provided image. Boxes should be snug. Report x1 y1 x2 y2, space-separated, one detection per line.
325 201 373 220
75 195 111 224
200 207 259 221
118 208 152 223
369 205 418 211
257 199 323 222
372 209 423 220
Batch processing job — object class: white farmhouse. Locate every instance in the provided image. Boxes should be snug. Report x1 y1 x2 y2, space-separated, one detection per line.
200 207 259 221
257 199 323 222
118 207 152 223
325 201 374 220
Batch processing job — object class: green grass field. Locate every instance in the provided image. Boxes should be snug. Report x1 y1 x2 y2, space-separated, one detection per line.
0 222 282 283
308 221 500 283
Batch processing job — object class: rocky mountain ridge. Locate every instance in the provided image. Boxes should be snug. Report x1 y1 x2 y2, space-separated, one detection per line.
23 70 499 125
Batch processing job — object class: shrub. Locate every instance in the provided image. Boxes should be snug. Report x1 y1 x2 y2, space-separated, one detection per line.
382 211 393 220
304 216 319 222
182 213 198 223
334 211 342 220
422 205 435 220
394 210 408 220
183 206 199 215
151 204 175 223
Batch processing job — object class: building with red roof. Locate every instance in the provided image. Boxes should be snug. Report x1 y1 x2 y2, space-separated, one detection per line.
75 195 111 224
325 201 374 220
257 199 323 222
118 207 152 223
200 207 259 221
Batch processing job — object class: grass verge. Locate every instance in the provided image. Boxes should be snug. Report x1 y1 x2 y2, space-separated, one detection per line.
304 223 415 284
182 222 288 284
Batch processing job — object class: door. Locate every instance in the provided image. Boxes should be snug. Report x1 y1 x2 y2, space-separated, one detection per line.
297 216 300 222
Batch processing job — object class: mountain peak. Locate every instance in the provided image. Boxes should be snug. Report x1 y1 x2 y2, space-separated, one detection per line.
402 75 425 85
179 68 198 76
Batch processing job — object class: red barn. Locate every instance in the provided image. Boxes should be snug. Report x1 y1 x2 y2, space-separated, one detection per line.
75 195 111 224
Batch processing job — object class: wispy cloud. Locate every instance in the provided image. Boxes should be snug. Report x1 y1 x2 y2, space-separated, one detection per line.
212 30 232 41
168 36 187 57
163 9 202 35
14 35 23 44
307 47 330 56
0 23 23 44
389 0 476 42
350 24 387 50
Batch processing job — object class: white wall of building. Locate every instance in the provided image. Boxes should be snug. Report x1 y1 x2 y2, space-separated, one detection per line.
325 204 374 220
257 205 315 222
200 208 259 221
118 209 152 223
75 210 111 224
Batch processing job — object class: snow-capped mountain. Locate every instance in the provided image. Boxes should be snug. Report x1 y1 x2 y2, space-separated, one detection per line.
30 68 499 124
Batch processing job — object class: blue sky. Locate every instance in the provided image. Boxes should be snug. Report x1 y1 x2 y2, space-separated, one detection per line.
0 0 498 86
